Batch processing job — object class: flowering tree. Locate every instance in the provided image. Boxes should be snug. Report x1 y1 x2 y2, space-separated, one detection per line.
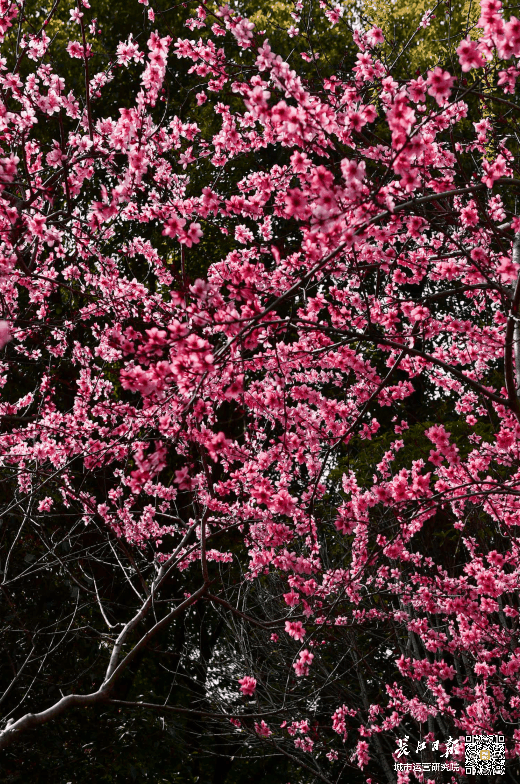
3 0 520 781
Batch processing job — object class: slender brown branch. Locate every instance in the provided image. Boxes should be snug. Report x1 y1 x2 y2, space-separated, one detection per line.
0 583 208 750
504 234 520 418
77 0 93 140
107 699 280 720
207 593 283 629
268 738 334 784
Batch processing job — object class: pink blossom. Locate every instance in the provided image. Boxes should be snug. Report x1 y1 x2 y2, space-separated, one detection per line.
285 621 306 641
163 215 186 238
426 67 455 105
66 41 84 59
407 76 426 103
235 224 254 244
255 720 272 737
293 649 314 676
238 675 257 696
270 489 296 516
366 27 384 46
457 38 485 71
353 739 370 768
283 590 300 607
231 18 255 48
180 222 203 247
37 497 53 512
482 154 510 187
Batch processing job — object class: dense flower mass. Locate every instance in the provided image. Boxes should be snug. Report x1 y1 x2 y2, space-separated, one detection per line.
3 0 520 780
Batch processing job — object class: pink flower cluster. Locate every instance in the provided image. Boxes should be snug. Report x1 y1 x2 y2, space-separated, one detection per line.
293 649 314 676
238 676 257 696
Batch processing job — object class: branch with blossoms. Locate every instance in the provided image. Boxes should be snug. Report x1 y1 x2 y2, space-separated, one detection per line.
4 0 520 779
